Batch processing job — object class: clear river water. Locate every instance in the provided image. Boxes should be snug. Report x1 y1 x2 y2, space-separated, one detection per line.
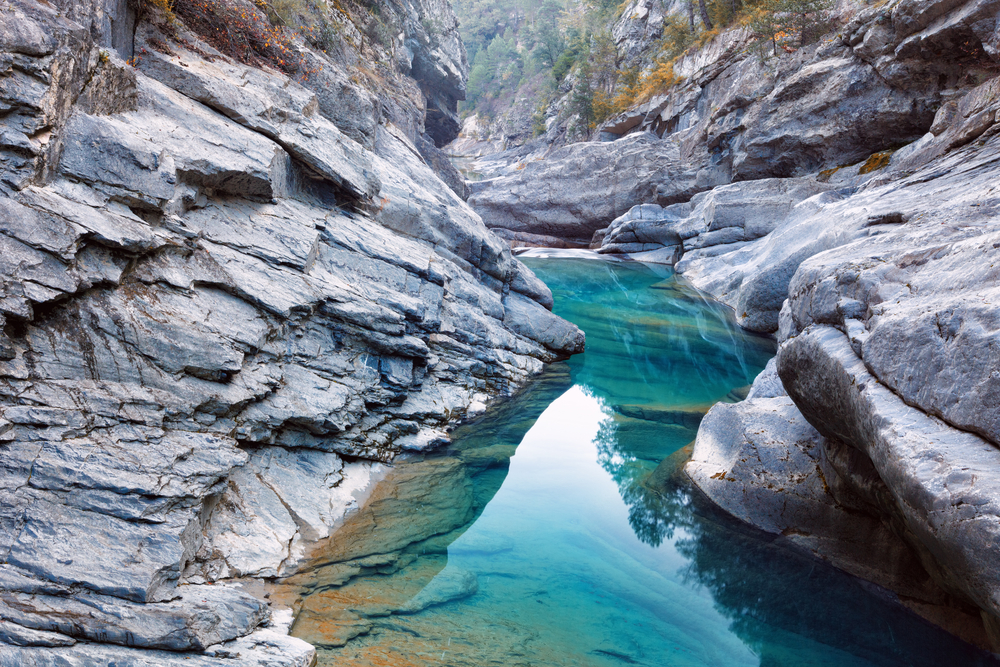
279 256 997 667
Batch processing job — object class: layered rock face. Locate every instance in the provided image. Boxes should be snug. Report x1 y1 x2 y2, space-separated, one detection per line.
467 132 703 248
0 1 581 663
679 10 1000 653
470 0 1000 246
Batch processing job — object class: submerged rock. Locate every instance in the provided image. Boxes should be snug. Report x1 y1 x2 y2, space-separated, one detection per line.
383 566 479 615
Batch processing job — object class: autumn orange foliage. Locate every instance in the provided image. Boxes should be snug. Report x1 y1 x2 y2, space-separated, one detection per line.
172 0 303 73
591 58 683 125
637 59 680 102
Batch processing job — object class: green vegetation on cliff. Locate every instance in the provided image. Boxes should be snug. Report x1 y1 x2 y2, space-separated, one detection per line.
452 0 834 139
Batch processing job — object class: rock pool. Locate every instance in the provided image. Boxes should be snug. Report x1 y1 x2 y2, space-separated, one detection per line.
276 257 996 666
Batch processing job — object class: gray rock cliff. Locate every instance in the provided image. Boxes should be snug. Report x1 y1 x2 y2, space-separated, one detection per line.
0 0 580 663
682 86 1000 649
677 13 1000 653
469 0 1000 247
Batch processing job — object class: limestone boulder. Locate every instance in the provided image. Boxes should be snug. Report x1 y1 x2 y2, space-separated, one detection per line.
676 118 1000 332
469 132 700 245
687 393 840 536
601 178 831 266
758 123 1000 639
784 220 1000 447
778 326 1000 628
687 357 991 643
597 202 689 255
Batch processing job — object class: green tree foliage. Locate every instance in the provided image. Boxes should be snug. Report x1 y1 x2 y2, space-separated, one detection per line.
744 0 833 56
454 0 633 121
745 0 784 56
454 0 574 117
552 28 584 83
530 0 566 69
570 57 595 126
454 0 524 63
453 0 834 134
780 0 835 46
466 33 525 107
659 13 696 59
562 28 620 128
587 30 619 94
707 0 743 29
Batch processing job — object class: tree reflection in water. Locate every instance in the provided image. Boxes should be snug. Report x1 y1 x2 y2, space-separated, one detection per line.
280 257 996 667
535 257 996 666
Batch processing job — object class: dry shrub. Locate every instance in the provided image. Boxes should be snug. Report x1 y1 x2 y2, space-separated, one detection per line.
592 89 616 124
659 14 696 59
592 59 682 125
637 59 680 102
592 66 643 124
144 0 176 13
171 0 303 73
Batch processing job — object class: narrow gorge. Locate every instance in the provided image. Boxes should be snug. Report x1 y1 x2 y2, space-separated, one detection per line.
0 0 998 664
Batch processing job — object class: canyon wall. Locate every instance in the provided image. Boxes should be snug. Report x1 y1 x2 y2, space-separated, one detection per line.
0 0 582 663
470 0 999 246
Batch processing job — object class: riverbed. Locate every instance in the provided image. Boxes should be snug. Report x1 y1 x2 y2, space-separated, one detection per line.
275 257 995 666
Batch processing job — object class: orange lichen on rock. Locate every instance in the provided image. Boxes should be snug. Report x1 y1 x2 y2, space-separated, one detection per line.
858 150 895 174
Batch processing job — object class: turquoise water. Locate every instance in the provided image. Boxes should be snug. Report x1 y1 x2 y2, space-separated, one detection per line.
287 257 997 666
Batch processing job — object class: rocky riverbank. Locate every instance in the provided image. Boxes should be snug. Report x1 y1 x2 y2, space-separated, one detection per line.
0 0 583 663
466 0 1000 651
2 0 999 660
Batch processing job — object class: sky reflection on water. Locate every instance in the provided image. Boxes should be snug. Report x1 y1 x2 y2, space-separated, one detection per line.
287 258 996 667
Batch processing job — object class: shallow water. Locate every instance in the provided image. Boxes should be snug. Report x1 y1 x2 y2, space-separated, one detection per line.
281 258 997 666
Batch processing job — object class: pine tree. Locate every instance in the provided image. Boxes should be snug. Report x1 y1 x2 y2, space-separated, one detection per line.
698 0 713 30
570 58 595 127
746 0 833 58
528 0 564 69
779 0 834 47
